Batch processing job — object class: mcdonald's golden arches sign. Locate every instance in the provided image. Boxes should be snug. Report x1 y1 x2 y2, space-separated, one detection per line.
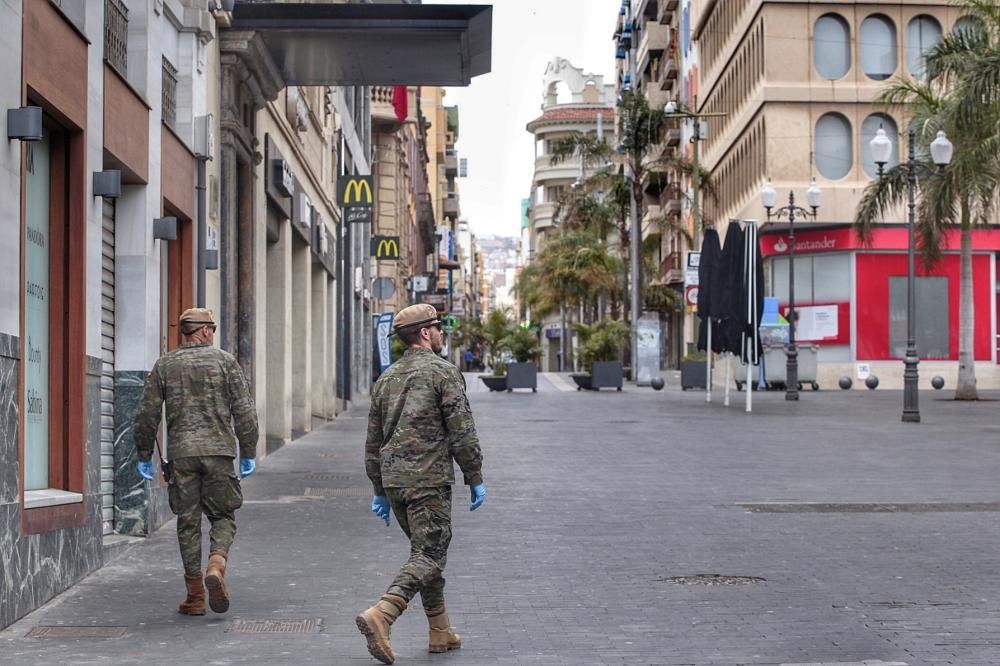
371 235 401 260
337 175 374 207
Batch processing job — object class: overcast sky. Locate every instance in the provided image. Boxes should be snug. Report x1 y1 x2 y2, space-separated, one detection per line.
438 0 619 239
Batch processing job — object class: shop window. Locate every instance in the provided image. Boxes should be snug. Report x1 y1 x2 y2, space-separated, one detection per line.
22 121 86 516
889 276 949 358
861 113 899 178
815 113 852 180
860 15 897 81
906 16 943 79
770 254 850 305
814 14 851 80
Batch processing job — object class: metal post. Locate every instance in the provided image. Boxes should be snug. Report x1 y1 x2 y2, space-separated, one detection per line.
628 23 641 381
691 103 700 251
560 303 566 373
786 192 799 401
195 158 207 307
903 128 920 422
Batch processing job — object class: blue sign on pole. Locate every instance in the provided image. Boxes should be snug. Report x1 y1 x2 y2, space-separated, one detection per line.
376 312 394 372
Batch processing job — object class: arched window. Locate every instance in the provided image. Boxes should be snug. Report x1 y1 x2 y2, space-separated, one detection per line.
953 16 980 38
815 113 853 180
861 113 899 178
814 14 851 80
860 15 897 80
906 15 943 78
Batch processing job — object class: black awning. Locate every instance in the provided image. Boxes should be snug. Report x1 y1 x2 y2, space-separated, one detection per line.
231 3 492 86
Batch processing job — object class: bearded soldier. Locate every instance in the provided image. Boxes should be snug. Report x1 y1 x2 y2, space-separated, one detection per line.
356 304 486 665
134 308 259 616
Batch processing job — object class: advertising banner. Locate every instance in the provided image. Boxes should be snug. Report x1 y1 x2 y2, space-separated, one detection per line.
376 312 394 373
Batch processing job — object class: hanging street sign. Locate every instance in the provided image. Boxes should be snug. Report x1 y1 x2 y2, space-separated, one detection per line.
370 235 401 260
375 312 394 373
344 206 372 225
685 251 700 287
338 175 374 207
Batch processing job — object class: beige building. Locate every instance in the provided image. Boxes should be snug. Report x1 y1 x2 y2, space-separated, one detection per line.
525 57 616 371
690 0 1000 388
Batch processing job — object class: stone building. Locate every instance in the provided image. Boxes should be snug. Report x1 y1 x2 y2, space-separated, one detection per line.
0 0 490 631
689 0 1000 388
524 57 615 371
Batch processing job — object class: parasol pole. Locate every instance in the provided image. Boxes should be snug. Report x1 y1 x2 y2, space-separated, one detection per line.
705 320 712 402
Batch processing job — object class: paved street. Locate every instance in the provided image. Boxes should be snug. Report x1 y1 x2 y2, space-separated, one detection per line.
5 377 1000 665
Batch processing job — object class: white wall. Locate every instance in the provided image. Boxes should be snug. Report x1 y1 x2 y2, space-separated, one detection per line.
0 0 23 337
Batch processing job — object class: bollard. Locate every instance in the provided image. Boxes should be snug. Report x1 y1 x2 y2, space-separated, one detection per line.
865 375 879 390
838 376 852 390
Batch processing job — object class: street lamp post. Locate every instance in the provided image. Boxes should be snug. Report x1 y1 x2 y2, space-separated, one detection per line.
870 127 953 423
761 179 821 401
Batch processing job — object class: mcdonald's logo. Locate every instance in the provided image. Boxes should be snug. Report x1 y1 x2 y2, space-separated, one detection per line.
371 235 401 260
338 175 374 206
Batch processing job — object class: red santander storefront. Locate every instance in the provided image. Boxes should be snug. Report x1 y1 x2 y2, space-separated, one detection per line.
759 223 998 383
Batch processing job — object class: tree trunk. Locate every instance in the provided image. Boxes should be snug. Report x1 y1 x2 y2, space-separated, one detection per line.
955 204 978 400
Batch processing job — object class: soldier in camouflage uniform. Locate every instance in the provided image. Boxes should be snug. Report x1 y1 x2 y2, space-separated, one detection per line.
134 308 259 617
356 304 486 665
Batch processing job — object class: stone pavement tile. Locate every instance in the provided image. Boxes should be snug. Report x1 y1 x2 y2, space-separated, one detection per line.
7 388 1000 664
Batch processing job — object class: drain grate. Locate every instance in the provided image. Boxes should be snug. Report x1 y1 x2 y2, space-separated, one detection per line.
305 487 370 498
660 574 765 586
737 501 1000 513
27 626 127 638
303 473 353 481
228 618 323 634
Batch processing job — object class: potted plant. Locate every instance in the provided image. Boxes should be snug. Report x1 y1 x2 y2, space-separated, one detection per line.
680 351 707 390
478 309 514 392
570 318 628 391
504 327 541 392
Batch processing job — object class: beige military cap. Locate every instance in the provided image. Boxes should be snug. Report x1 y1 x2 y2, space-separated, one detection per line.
392 304 441 334
178 307 216 326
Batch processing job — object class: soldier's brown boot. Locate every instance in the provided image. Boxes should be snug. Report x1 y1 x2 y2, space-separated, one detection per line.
204 550 230 613
426 607 462 653
178 574 206 616
355 594 407 665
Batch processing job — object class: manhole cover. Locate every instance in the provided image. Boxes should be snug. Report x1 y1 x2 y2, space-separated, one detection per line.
304 487 370 498
27 626 127 638
303 473 353 481
228 619 323 634
660 574 765 586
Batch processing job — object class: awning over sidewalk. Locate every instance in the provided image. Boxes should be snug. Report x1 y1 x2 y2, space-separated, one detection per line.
231 3 492 86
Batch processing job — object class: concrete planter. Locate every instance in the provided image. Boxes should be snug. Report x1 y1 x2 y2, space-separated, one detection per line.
680 361 707 390
505 362 538 392
592 361 623 391
479 375 507 392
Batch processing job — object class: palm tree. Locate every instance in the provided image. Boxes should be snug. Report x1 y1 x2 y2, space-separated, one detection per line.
854 78 1000 399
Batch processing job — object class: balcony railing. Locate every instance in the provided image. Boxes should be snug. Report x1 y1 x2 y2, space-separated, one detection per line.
104 0 128 78
658 0 679 24
162 57 178 129
371 86 403 126
658 57 678 91
659 251 683 284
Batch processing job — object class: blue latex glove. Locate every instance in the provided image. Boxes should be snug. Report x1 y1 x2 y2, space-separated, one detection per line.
371 495 390 526
239 458 256 479
470 483 487 511
137 461 155 481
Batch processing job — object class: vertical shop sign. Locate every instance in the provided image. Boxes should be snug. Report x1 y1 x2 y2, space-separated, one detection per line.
24 133 50 491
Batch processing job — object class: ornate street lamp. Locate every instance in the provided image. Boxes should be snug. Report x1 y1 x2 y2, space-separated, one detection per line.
871 127 953 422
761 178 821 401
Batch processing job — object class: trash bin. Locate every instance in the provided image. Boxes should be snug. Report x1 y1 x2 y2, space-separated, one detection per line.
757 344 820 390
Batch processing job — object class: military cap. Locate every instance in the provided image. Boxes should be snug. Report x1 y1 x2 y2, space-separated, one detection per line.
178 307 216 326
392 304 441 334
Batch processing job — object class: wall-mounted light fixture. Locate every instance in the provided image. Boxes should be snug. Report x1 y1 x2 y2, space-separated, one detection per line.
93 170 122 198
153 216 178 241
7 106 42 141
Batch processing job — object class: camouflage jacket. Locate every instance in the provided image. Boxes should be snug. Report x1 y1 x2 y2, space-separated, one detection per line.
365 347 483 494
134 343 259 462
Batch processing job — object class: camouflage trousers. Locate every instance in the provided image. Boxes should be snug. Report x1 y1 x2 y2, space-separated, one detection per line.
385 486 452 609
167 456 243 577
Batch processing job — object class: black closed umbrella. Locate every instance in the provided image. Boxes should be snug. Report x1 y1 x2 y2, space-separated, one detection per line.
739 221 764 365
716 220 746 356
696 228 723 353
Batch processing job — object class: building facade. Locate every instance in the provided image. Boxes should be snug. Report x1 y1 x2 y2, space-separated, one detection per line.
689 0 1000 388
525 57 615 371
